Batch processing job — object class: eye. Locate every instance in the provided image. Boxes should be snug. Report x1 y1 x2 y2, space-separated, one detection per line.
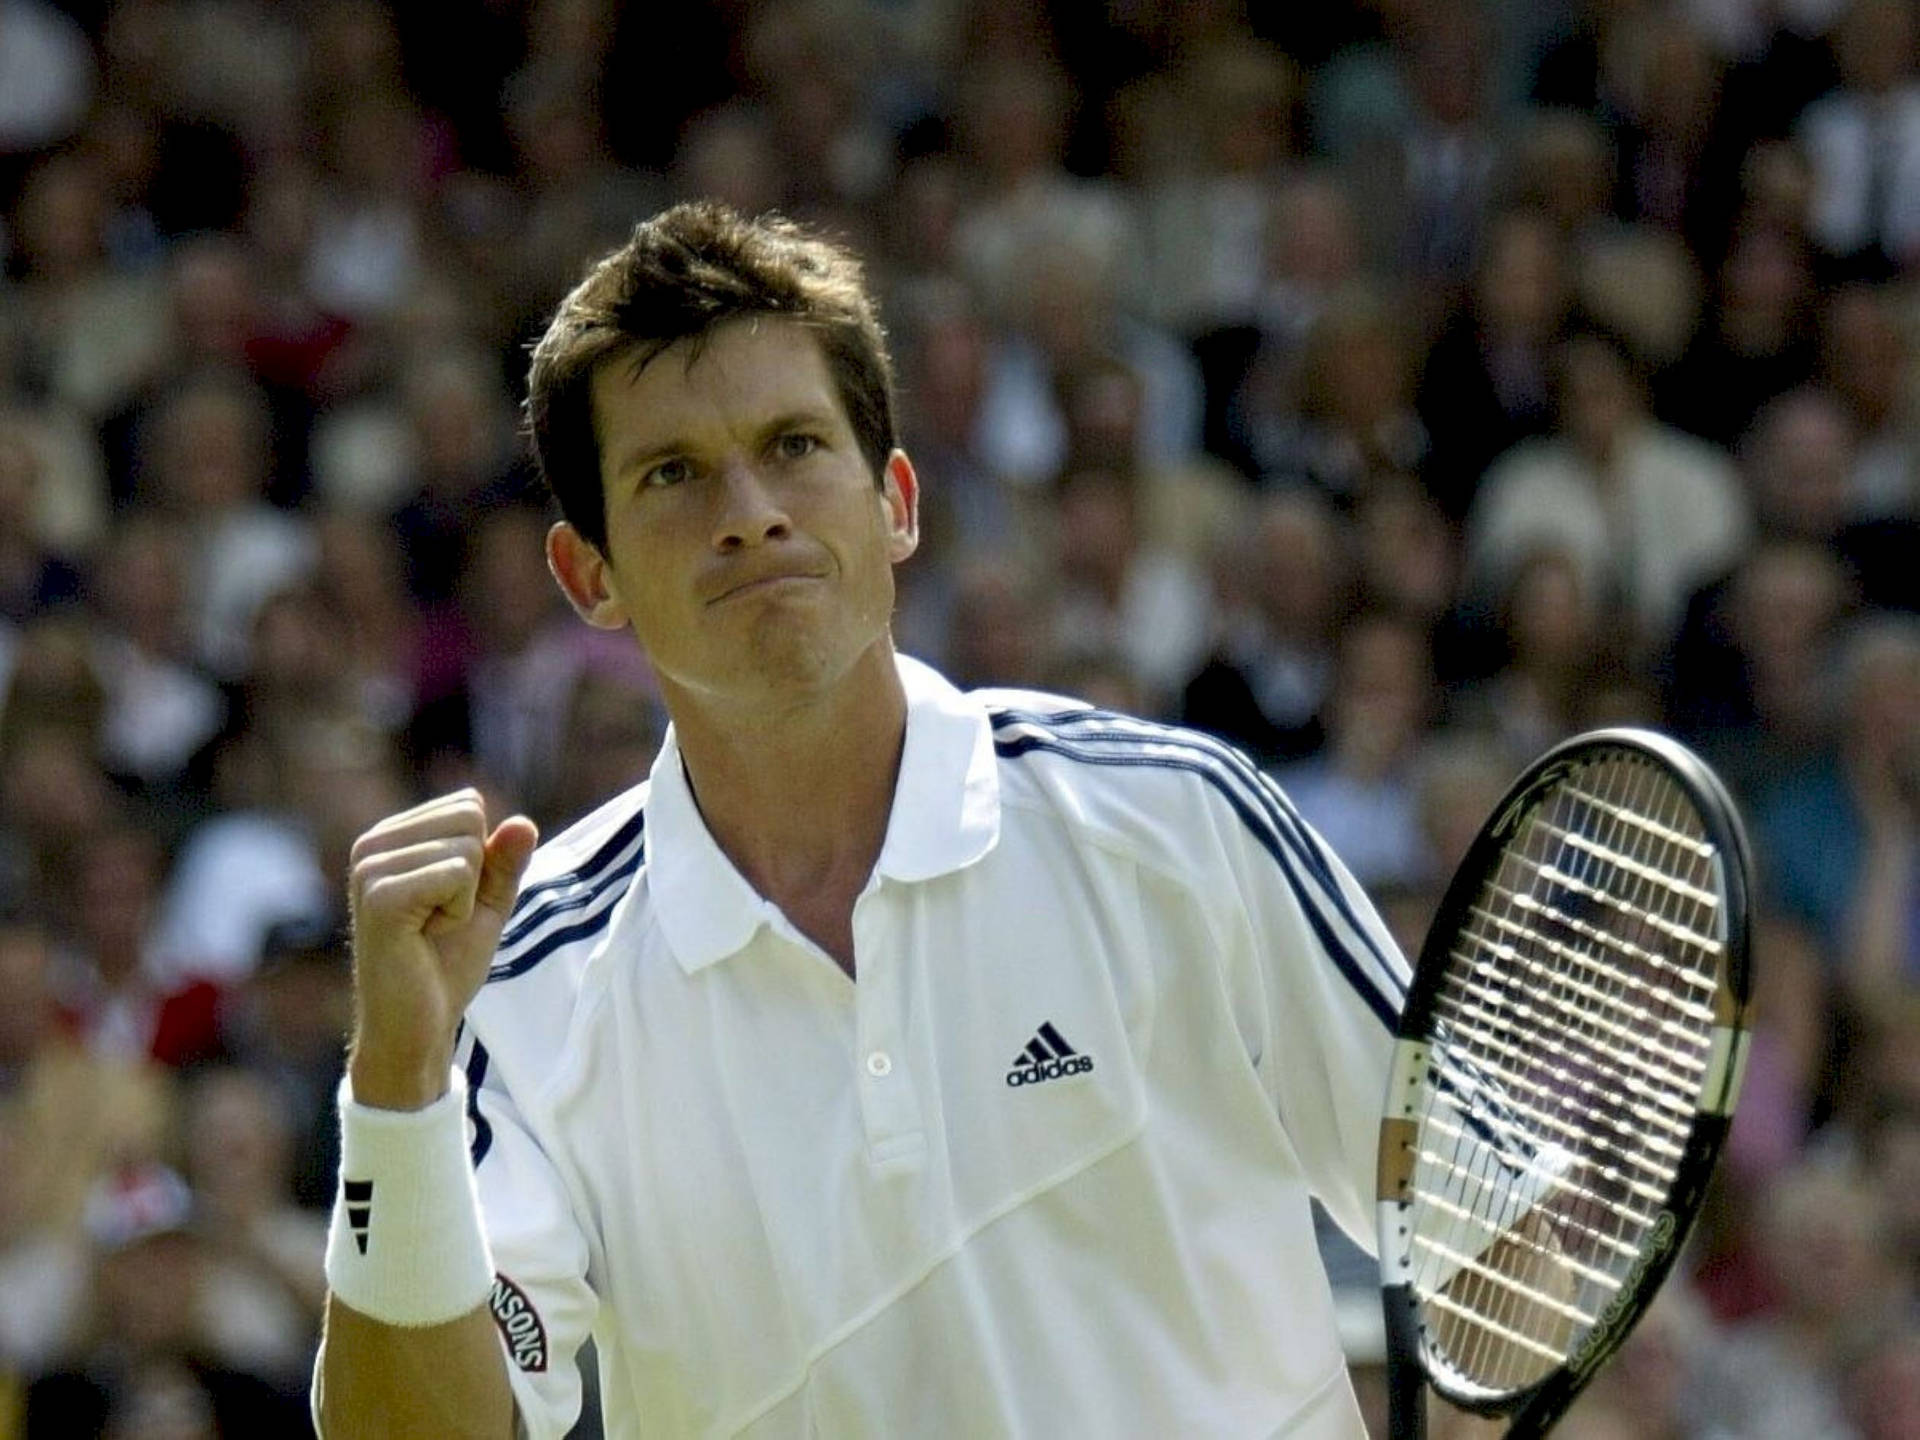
642 457 692 489
773 432 820 462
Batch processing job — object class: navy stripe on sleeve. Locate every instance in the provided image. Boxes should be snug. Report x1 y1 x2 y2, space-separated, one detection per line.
1017 708 1407 998
500 807 648 948
487 813 646 983
488 880 639 982
989 708 1405 1030
466 1036 494 1168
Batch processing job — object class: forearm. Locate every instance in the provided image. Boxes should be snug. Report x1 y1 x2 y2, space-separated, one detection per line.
316 1297 514 1439
318 1068 511 1437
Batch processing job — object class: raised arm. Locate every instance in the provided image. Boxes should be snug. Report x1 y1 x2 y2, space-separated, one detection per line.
313 790 538 1440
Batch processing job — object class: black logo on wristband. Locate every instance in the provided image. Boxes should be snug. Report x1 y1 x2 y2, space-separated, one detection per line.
490 1273 548 1372
343 1180 373 1254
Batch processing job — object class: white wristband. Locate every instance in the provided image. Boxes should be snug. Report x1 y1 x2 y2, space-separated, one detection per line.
324 1068 496 1327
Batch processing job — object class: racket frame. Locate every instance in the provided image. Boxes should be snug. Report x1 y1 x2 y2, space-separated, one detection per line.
1377 727 1753 1438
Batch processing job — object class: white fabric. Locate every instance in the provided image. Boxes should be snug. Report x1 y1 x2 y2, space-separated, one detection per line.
325 1071 497 1328
446 655 1410 1438
1466 422 1750 649
152 810 331 983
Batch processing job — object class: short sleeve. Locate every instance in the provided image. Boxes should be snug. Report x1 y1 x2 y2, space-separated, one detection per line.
458 1027 599 1440
1207 763 1412 1251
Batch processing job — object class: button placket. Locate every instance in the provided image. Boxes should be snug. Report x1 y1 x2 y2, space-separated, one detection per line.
852 894 923 1164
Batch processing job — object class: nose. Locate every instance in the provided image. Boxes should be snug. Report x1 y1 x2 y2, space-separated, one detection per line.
711 458 792 552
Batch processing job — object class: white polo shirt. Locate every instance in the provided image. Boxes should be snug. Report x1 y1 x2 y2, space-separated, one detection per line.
457 655 1409 1439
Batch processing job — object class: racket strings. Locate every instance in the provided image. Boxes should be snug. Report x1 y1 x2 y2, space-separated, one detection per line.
1409 753 1725 1396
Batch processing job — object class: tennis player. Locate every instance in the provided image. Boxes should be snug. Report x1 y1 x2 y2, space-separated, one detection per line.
312 203 1412 1438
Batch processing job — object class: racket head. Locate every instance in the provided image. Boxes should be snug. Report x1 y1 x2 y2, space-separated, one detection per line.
1377 728 1753 1431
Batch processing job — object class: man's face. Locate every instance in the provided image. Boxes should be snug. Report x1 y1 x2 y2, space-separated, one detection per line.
566 317 917 711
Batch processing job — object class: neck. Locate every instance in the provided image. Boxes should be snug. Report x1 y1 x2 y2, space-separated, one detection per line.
666 644 910 966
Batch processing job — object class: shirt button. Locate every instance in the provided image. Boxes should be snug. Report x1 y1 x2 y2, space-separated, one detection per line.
866 1051 893 1077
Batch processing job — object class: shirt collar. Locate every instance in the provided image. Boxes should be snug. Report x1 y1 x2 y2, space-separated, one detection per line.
648 653 1002 974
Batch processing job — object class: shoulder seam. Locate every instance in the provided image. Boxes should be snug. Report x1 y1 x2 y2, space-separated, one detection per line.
489 808 647 983
988 708 1405 1028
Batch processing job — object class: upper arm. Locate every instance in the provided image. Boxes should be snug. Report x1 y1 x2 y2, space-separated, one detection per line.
1203 763 1410 1248
458 1027 601 1440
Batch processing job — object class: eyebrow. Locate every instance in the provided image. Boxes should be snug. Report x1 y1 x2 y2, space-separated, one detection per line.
611 408 842 477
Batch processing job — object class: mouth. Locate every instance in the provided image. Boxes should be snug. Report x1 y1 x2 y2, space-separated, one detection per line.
708 572 826 605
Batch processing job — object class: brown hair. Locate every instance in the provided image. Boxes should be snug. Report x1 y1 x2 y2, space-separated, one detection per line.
525 201 897 549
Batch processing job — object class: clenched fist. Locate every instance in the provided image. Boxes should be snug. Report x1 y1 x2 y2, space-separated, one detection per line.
346 789 538 1110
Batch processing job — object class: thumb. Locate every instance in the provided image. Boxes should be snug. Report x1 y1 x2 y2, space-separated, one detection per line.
475 815 540 924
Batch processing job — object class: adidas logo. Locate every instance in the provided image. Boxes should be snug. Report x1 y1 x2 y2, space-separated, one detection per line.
343 1179 372 1254
1006 1022 1095 1087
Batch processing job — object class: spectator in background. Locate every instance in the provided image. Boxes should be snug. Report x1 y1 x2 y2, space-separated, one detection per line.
0 417 83 623
1278 610 1437 890
0 0 95 178
389 351 531 609
27 1162 311 1436
181 1067 327 1388
0 614 117 911
1121 36 1301 335
98 234 290 508
1504 106 1618 245
9 150 173 425
1611 11 1737 255
672 102 785 225
949 55 1139 340
1757 614 1920 986
409 502 579 802
1667 386 1863 767
540 661 663 835
1194 167 1365 479
1820 281 1920 521
940 555 1055 695
1349 474 1463 669
1685 1159 1906 1439
87 515 225 800
0 914 172 1363
134 372 314 680
1182 487 1351 766
1047 464 1211 718
890 283 1026 565
150 714 401 987
1246 284 1429 502
1450 545 1619 764
1417 207 1572 521
309 511 417 738
972 222 1205 491
217 917 348 1214
1723 918 1839 1201
734 0 896 224
1798 0 1920 278
52 818 224 1068
299 1 434 328
1393 2 1502 291
1657 221 1820 447
1053 353 1248 569
1466 326 1750 658
0 349 111 566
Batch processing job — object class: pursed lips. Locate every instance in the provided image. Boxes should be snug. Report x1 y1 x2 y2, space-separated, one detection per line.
706 569 828 605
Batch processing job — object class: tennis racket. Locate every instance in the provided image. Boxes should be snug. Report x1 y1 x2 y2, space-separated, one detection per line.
1376 728 1753 1439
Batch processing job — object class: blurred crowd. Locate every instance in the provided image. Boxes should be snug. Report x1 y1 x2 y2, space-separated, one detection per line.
1 0 1918 1435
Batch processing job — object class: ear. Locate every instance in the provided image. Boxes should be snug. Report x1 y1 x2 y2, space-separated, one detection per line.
881 450 920 564
547 521 630 630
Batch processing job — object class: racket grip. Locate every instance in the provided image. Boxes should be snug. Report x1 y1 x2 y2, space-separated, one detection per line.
1383 1282 1427 1440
